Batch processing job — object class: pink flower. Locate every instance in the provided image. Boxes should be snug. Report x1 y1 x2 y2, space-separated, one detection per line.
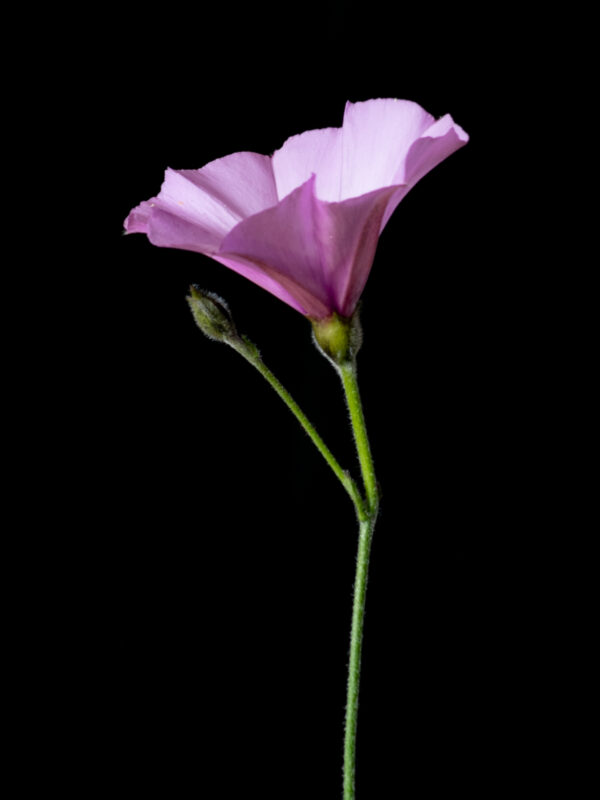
124 99 468 320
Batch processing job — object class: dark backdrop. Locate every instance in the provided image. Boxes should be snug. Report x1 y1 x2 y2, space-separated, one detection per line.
62 3 552 797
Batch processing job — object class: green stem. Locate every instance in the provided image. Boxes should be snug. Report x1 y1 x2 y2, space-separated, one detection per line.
231 337 366 518
338 358 379 800
339 361 379 513
344 514 377 800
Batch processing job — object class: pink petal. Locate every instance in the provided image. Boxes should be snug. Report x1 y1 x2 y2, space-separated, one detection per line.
171 151 278 220
322 185 406 316
270 99 441 204
124 200 156 234
218 175 402 319
339 99 435 200
379 113 469 231
272 126 342 202
124 152 278 252
219 176 332 318
402 113 469 188
145 207 225 253
212 253 323 317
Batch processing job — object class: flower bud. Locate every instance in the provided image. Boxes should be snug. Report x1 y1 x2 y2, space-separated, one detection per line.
311 309 363 366
187 286 239 344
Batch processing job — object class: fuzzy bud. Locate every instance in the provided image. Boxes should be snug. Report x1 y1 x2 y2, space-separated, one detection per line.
187 286 239 344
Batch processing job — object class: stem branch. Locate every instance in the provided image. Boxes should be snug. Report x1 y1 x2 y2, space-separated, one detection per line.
232 338 366 518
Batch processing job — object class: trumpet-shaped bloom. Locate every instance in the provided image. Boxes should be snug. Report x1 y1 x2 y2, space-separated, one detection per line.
125 99 468 319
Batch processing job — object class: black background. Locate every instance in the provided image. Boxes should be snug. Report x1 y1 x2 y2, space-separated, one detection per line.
40 3 573 796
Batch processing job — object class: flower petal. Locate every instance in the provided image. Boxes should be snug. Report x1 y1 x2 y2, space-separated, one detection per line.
124 152 278 251
219 176 332 317
124 200 156 234
212 252 328 318
402 113 469 188
377 113 469 231
339 99 435 200
172 151 278 220
146 207 225 253
218 175 403 319
272 126 342 202
270 99 446 204
321 185 405 316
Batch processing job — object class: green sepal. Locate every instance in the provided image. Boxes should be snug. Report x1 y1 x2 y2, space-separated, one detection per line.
311 309 363 366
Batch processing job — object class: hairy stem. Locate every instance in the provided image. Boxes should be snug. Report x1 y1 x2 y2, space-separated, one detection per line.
338 358 379 800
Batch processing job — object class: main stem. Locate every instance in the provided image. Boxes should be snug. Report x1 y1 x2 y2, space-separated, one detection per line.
339 362 378 512
339 359 379 800
344 513 377 799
